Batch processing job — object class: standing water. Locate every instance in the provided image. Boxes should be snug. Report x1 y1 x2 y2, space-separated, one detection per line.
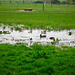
0 25 75 46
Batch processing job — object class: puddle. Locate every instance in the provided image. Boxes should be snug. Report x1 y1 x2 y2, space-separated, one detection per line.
0 25 75 47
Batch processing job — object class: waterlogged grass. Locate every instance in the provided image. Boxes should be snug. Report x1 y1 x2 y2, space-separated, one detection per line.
0 44 75 75
0 4 75 30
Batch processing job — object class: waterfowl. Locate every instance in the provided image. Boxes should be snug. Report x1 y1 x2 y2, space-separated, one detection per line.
68 32 72 35
49 37 55 39
40 34 46 38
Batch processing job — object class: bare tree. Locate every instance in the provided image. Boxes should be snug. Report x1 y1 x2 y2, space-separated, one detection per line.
50 0 52 7
42 0 46 11
10 0 11 3
23 0 25 4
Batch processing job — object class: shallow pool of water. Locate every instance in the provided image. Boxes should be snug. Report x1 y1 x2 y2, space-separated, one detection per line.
0 25 75 46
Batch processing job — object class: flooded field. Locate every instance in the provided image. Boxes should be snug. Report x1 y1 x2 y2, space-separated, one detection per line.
0 25 75 46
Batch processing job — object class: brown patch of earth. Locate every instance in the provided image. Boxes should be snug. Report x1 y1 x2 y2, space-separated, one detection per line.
18 10 35 12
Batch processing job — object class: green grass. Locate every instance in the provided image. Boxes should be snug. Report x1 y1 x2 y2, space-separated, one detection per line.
0 44 75 75
0 4 75 30
0 3 75 75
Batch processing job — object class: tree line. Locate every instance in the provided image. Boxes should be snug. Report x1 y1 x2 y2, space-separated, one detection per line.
41 0 75 4
0 0 75 4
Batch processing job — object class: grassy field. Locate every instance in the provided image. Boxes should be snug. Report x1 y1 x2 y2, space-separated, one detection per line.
0 4 75 30
0 3 75 74
0 44 75 75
